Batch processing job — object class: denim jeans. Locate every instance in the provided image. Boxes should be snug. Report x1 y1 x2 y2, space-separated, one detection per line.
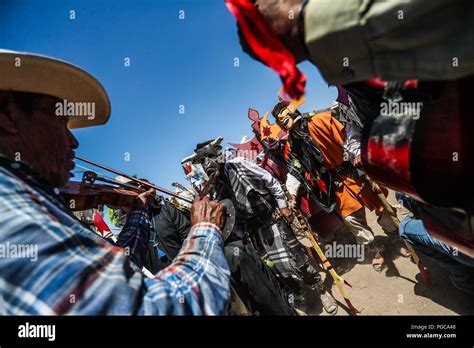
399 217 474 291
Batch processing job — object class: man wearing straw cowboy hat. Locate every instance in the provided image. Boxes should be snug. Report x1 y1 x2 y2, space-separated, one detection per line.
0 50 230 315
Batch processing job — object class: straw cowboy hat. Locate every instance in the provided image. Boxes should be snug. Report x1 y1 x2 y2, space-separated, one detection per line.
0 49 110 129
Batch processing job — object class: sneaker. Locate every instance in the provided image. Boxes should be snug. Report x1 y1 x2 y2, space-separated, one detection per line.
320 290 338 315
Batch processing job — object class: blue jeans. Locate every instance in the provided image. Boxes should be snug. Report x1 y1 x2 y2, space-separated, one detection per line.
399 217 474 290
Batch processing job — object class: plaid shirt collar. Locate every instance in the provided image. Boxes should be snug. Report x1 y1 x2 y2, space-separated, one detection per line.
0 154 66 209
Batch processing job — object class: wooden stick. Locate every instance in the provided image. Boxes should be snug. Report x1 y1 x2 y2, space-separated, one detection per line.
281 185 359 315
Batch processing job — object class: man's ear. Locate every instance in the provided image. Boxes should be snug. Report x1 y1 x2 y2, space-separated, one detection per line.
0 94 19 135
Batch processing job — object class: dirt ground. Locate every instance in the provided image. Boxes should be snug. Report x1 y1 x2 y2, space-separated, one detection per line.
301 191 474 316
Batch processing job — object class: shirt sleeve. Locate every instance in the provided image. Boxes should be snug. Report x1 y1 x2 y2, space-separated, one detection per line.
285 173 301 197
140 222 230 315
304 0 474 84
343 122 361 160
115 207 150 269
231 158 288 209
0 178 230 315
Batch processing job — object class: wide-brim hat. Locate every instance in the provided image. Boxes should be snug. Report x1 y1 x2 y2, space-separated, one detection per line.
0 49 110 129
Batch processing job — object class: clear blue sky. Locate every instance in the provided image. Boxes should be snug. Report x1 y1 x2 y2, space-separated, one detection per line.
2 0 336 191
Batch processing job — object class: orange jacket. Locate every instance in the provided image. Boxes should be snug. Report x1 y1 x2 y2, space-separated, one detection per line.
306 111 385 218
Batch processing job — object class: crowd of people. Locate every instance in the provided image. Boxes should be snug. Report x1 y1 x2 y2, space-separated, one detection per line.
0 0 473 315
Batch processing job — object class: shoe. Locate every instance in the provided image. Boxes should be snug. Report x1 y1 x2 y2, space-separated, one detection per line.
367 244 386 272
371 252 385 272
320 290 338 315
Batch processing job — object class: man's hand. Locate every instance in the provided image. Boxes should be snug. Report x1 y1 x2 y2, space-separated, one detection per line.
279 207 294 223
133 187 156 208
352 155 363 169
191 196 226 228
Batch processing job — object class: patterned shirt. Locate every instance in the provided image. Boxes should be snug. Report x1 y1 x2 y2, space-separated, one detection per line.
0 158 230 315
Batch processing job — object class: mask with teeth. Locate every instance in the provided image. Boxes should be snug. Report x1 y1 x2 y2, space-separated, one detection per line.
272 97 304 131
276 106 296 130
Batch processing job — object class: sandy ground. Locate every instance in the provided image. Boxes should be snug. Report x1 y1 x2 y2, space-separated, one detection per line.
301 191 474 316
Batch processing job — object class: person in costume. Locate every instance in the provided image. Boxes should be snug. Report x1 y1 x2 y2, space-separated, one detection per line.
271 100 404 271
183 137 338 314
0 50 230 315
107 190 294 316
227 0 474 261
231 106 344 240
330 87 411 258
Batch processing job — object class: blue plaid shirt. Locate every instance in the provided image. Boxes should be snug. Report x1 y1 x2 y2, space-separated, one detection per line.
0 159 230 315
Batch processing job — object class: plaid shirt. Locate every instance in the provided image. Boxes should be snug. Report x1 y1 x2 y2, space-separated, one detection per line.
224 158 287 222
0 159 230 315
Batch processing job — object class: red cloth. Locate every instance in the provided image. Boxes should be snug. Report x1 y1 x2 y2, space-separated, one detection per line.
225 0 306 99
260 154 288 183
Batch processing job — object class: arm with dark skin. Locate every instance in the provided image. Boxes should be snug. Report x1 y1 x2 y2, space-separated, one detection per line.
191 196 225 229
253 0 309 63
